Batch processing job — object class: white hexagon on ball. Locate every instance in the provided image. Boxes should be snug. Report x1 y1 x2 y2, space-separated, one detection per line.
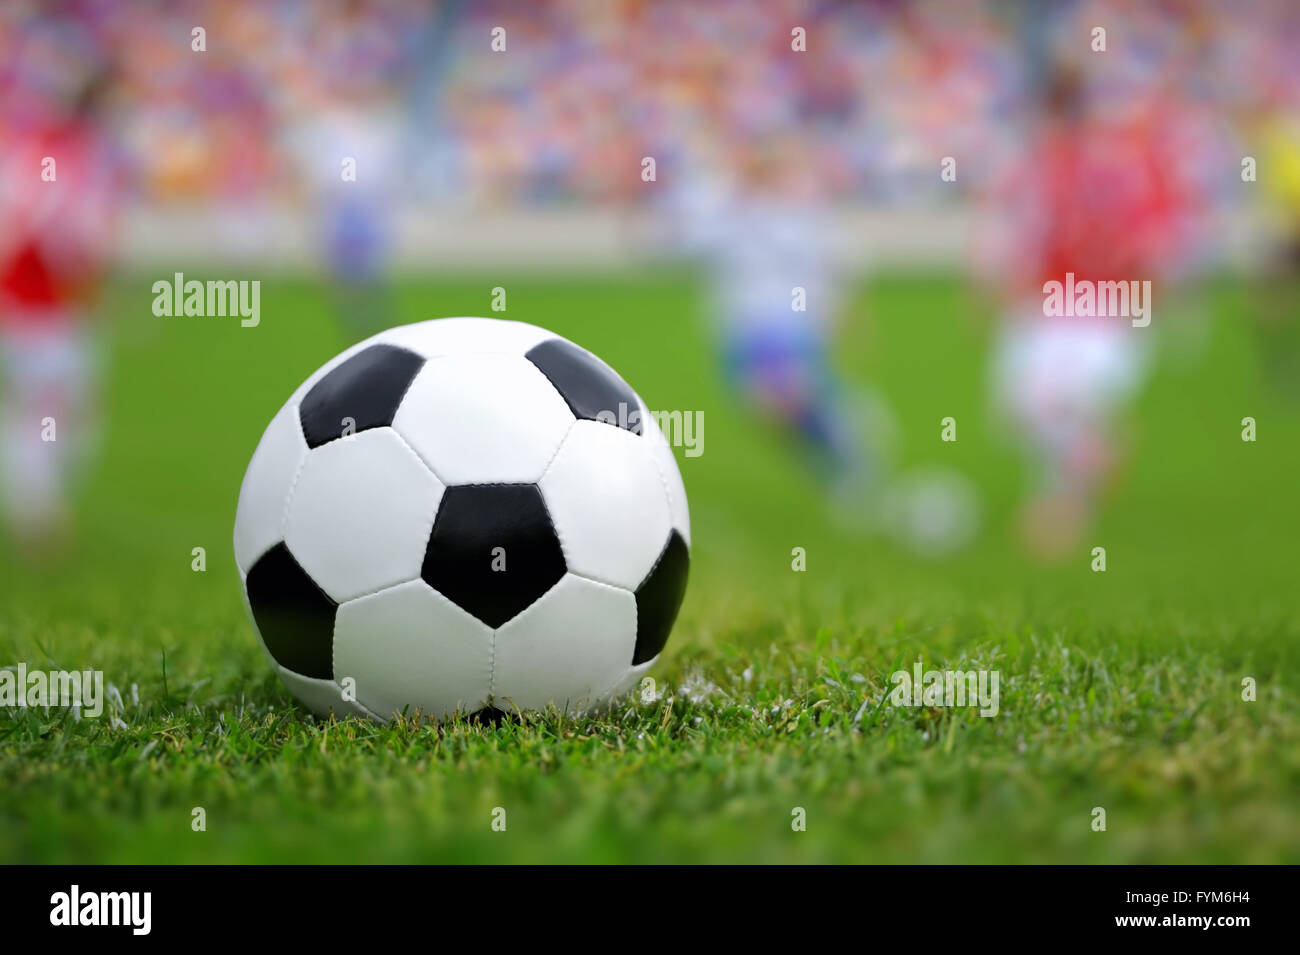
233 402 307 576
334 579 493 719
539 419 673 591
491 574 637 713
283 428 443 603
376 316 556 359
393 354 574 485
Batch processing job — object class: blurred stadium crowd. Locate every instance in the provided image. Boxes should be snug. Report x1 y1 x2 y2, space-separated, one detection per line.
2 0 1298 210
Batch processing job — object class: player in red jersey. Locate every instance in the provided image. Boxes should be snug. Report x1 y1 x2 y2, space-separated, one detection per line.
979 66 1207 558
0 62 121 550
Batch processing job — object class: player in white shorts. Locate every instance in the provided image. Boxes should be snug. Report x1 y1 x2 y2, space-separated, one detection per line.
0 58 119 551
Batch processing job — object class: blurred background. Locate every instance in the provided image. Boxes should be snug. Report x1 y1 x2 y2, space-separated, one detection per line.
1 0 1299 863
5 0 1297 231
3 0 1299 568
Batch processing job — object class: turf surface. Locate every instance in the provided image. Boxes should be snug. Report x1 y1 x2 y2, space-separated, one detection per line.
1 272 1296 863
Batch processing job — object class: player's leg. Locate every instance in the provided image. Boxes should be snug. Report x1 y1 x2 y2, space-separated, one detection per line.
993 316 1085 557
324 194 395 340
0 313 98 549
994 316 1146 557
721 316 871 486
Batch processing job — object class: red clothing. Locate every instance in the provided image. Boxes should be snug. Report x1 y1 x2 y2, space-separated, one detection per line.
994 114 1201 305
0 242 61 308
0 120 118 325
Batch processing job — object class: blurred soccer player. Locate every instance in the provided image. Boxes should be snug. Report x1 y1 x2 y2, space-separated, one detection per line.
669 132 885 519
286 2 413 341
0 51 119 551
1247 101 1300 401
979 66 1203 558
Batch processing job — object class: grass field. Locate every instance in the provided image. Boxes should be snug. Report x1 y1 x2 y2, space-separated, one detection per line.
1 272 1297 863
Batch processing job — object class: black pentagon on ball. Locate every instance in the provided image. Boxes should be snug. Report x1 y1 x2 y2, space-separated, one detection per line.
467 706 513 726
245 542 337 679
525 338 642 435
633 530 689 665
299 344 425 448
422 484 566 628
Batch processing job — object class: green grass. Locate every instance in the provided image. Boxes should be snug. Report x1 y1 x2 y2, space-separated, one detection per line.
1 272 1297 863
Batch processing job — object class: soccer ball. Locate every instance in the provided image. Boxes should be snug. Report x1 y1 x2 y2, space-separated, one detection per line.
881 467 980 558
233 318 690 721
